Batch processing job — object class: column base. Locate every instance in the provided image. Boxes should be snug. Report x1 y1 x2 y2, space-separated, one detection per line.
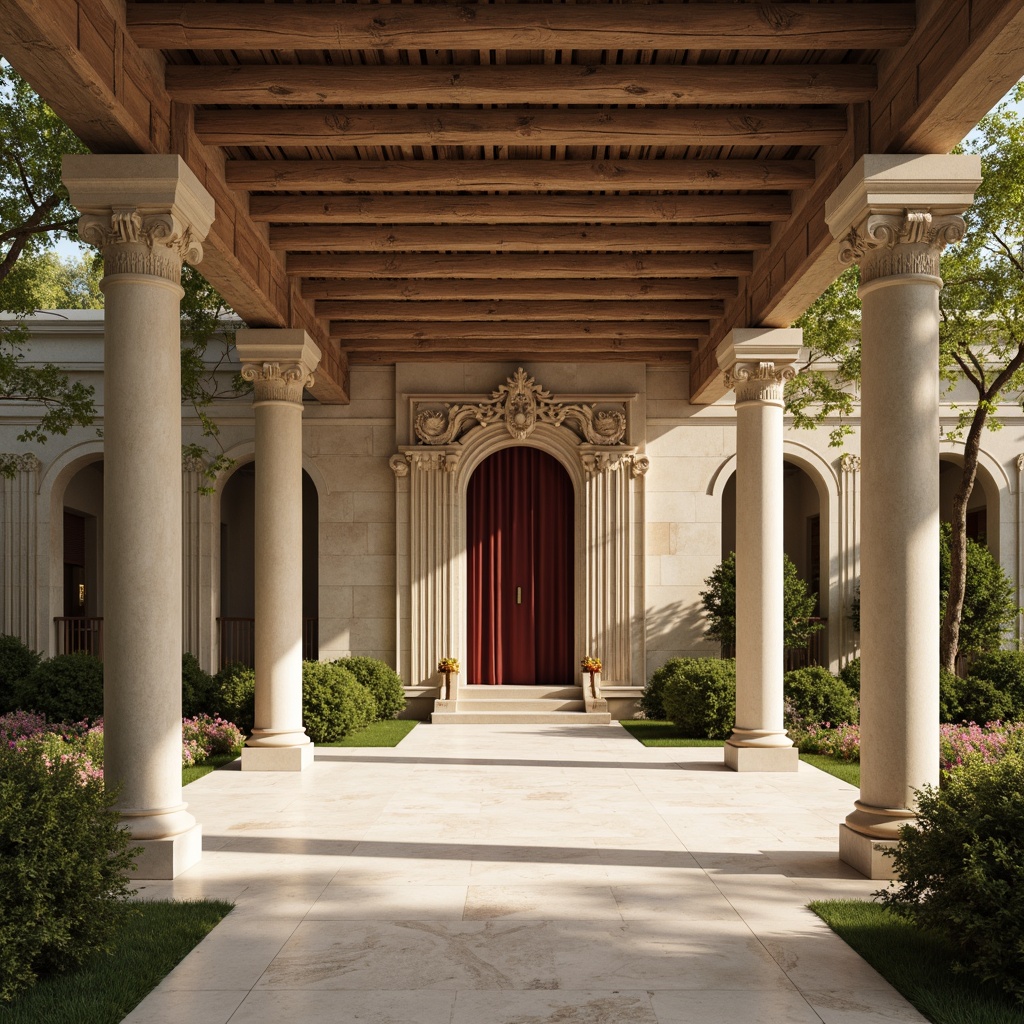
839 824 899 880
132 823 203 880
724 741 799 772
242 742 315 772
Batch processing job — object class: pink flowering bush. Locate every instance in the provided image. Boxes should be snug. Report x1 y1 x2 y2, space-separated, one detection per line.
939 720 1024 773
181 715 245 765
795 721 862 762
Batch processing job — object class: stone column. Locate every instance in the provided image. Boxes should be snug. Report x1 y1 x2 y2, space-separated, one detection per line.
717 328 803 772
235 329 321 771
825 154 981 878
63 155 215 879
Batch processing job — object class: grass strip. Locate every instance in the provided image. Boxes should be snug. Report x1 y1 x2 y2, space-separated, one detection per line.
810 900 1022 1024
620 720 862 784
317 719 417 747
0 900 233 1024
182 751 239 786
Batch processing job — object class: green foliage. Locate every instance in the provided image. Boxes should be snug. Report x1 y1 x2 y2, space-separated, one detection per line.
939 523 1018 656
0 634 42 713
332 656 406 721
839 657 861 696
700 550 822 650
21 653 103 722
181 653 217 719
880 752 1024 1004
788 265 862 447
213 663 255 735
302 660 376 742
968 651 1024 718
940 668 1015 725
0 742 136 1002
784 666 858 728
639 664 672 720
660 657 736 739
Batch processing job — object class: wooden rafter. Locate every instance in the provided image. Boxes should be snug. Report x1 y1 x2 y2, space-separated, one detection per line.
166 63 877 108
301 279 738 301
226 159 815 193
348 347 691 365
196 107 847 149
315 300 722 321
334 322 704 340
127 2 915 51
249 193 792 225
270 224 771 253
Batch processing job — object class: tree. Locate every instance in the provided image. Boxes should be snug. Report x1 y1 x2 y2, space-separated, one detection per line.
700 551 823 651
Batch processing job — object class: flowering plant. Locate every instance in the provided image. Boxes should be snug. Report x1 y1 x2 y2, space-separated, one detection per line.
581 655 602 674
438 656 460 673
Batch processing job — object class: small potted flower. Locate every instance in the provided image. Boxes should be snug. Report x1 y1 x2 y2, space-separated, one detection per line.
438 656 460 699
581 654 602 696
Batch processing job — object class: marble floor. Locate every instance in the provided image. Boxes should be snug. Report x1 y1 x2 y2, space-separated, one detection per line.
125 723 924 1024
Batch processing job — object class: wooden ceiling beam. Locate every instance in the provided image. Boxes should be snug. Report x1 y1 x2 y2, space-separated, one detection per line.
334 322 704 341
316 299 722 321
349 347 690 365
227 159 815 193
250 193 792 225
290 252 751 279
196 106 846 149
301 278 738 301
167 62 876 107
271 224 771 253
127 3 915 52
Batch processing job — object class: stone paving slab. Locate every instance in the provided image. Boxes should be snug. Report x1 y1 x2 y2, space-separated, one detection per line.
124 723 924 1024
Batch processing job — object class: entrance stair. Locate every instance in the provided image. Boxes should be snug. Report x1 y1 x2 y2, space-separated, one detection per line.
431 684 611 725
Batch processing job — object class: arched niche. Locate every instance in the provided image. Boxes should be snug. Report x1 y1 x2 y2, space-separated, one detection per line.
938 446 1006 561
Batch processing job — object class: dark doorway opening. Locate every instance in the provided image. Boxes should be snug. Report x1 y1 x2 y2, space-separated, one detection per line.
467 446 574 685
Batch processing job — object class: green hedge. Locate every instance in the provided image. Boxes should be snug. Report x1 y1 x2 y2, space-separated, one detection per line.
784 666 858 728
0 634 42 715
661 658 736 739
20 654 103 723
332 656 405 721
213 663 255 735
302 660 376 741
182 653 217 719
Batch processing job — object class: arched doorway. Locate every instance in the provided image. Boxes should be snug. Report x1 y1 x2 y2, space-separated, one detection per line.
57 458 104 655
467 446 574 685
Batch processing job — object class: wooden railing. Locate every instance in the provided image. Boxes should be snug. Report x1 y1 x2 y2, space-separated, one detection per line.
721 618 828 670
54 617 104 658
217 617 319 670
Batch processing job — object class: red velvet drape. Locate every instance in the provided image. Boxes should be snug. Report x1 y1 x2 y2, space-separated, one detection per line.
467 447 574 685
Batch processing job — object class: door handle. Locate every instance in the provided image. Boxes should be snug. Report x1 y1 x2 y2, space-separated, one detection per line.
516 586 522 605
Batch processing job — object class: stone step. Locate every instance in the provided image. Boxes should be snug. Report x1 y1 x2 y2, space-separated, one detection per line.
431 710 611 725
457 685 583 700
455 699 586 713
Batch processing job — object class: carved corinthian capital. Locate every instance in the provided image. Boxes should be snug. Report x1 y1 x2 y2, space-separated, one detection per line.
724 361 796 404
838 209 966 284
241 361 315 404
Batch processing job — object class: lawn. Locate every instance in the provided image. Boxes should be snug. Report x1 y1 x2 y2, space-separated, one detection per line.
811 901 1023 1024
1 901 233 1024
619 720 861 786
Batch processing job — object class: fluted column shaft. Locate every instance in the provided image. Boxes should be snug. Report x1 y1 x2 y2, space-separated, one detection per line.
825 154 981 877
236 330 321 771
717 329 802 772
63 155 215 879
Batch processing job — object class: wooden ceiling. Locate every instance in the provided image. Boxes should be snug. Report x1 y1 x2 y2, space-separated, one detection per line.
4 0 1024 402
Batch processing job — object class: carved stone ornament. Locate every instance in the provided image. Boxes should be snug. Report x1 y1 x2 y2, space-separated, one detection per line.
580 452 650 477
414 368 628 446
1017 453 1024 474
723 361 796 404
78 206 204 284
240 361 316 404
389 454 411 478
182 453 207 474
838 209 966 283
840 453 862 473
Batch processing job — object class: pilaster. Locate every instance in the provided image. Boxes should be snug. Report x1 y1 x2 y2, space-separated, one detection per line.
825 154 981 876
1 454 40 648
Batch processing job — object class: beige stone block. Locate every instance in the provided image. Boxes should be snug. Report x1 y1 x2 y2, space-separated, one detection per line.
351 365 395 400
320 522 368 555
646 522 674 555
320 491 354 523
645 366 688 399
308 423 373 456
645 556 662 586
372 424 398 456
241 743 314 772
366 522 396 555
644 490 697 524
133 824 203 880
353 490 395 524
320 554 395 587
352 585 396 618
350 617 395 652
645 457 703 492
318 585 353 619
838 825 899 880
319 456 394 492
725 743 799 773
648 398 695 420
660 549 721 586
574 362 644 394
318 620 352 654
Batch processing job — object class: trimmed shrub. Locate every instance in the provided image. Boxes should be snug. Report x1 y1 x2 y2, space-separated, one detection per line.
784 666 858 729
880 751 1024 1003
333 656 406 721
0 634 42 714
838 657 860 696
214 663 256 735
940 667 1014 725
967 650 1024 719
181 715 245 766
21 653 103 723
0 742 136 1001
639 664 671 720
302 660 376 742
182 653 218 718
661 658 736 739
